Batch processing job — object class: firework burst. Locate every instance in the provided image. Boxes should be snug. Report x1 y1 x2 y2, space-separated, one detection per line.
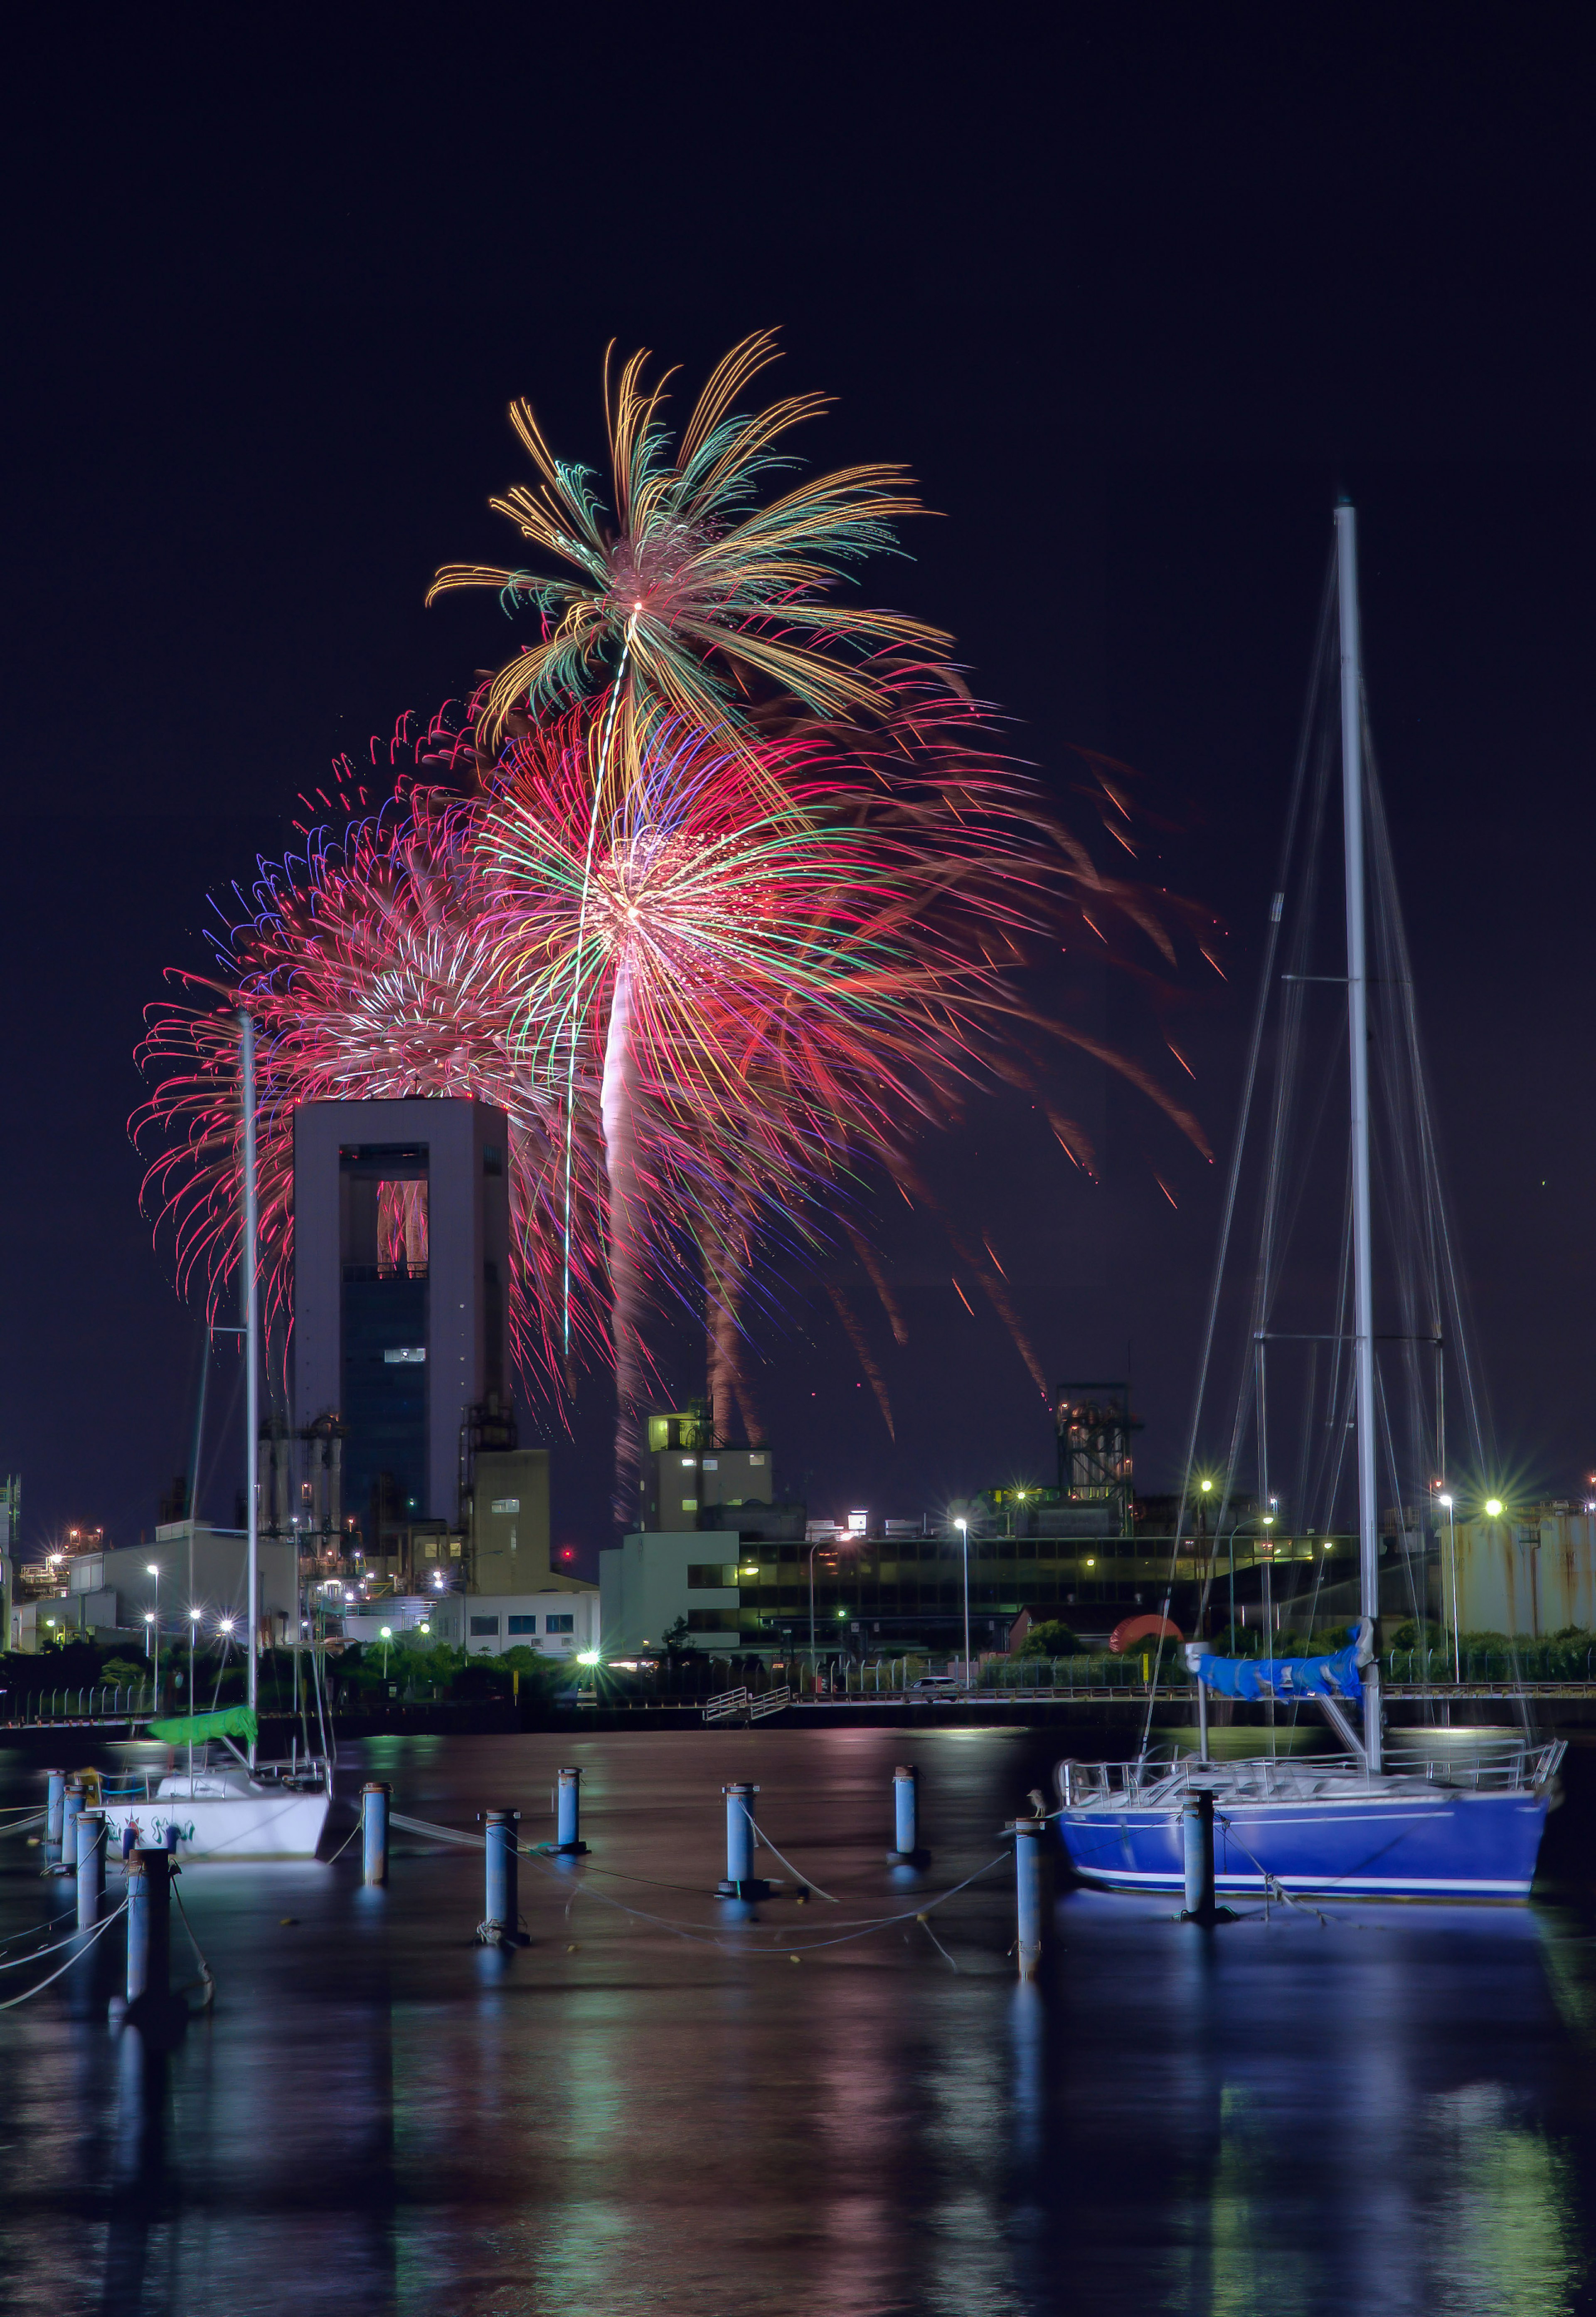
427 330 947 748
136 787 608 1402
475 677 1210 1503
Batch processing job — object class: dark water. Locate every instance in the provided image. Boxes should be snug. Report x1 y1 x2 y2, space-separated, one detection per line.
2 1725 1595 2316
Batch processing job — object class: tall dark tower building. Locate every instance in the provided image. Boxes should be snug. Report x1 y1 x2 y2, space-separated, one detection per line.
293 1099 512 1541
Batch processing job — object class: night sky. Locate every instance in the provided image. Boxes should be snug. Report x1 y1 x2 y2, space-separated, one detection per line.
4 16 1593 1569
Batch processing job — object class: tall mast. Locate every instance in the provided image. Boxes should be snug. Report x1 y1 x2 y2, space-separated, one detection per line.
1336 503 1382 1773
241 1011 260 1766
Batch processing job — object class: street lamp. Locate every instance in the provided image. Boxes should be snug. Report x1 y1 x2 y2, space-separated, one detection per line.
1485 1496 1503 1519
380 1623 393 1678
1438 1492 1459 1680
955 1518 971 1685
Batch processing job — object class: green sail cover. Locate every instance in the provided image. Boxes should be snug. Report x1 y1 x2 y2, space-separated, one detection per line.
144 1705 259 1746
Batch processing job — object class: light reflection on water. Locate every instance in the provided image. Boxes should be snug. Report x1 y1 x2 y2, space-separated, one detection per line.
0 1726 1592 2316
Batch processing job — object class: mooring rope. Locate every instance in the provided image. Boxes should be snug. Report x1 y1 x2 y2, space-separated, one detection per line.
170 1877 216 2008
0 1898 128 2011
388 1806 1011 1958
741 1807 842 1903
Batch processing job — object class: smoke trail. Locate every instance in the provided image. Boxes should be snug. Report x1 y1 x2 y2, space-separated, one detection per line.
601 954 646 1514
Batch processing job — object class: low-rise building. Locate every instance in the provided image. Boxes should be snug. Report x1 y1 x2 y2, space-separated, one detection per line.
599 1530 747 1656
431 1585 599 1661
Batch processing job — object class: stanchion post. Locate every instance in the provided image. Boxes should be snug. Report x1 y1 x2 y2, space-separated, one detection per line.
126 1847 172 2006
77 1811 106 1930
477 1807 528 1945
1014 1818 1046 1979
362 1782 390 1886
45 1768 66 1854
717 1782 770 1899
888 1762 929 1864
1182 1788 1217 1923
554 1767 588 1854
60 1779 84 1874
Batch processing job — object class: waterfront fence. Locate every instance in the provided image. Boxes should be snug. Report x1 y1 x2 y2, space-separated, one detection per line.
5 1685 155 1724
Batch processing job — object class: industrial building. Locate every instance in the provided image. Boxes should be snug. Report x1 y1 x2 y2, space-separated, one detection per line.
1441 1504 1596 1636
57 1522 298 1646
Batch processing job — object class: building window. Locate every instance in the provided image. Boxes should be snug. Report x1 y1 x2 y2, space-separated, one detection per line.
469 1615 500 1636
687 1564 739 1589
680 1496 699 1513
545 1614 574 1633
507 1615 536 1633
490 1498 520 1514
483 1145 503 1177
680 1456 697 1469
687 1609 735 1632
702 1457 718 1470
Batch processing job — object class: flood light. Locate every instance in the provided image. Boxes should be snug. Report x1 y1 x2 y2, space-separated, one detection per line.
1485 1498 1503 1518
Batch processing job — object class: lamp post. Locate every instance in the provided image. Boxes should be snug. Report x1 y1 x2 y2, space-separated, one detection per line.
380 1624 393 1680
1438 1492 1458 1680
145 1563 161 1710
955 1518 971 1685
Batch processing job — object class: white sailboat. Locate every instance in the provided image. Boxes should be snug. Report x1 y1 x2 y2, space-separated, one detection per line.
103 1014 332 1861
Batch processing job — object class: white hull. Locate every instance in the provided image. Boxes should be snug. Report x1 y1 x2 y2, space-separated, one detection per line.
101 1789 331 1860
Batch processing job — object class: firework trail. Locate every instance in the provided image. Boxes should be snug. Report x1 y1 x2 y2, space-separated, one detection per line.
136 787 608 1407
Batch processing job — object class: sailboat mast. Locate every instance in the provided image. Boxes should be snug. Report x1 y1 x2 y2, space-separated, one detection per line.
240 1011 260 1764
1336 502 1382 1773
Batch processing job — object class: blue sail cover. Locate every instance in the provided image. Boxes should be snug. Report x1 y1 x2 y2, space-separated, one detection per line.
1195 1627 1365 1704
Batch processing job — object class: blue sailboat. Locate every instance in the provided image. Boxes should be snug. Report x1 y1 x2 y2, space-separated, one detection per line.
1054 506 1564 1901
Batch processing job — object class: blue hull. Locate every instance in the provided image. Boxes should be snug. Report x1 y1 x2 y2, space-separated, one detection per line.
1057 1785 1552 1901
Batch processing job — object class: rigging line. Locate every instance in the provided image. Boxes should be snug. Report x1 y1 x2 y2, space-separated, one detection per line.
560 619 637 1355
1152 558 1339 1741
1362 1353 1427 1649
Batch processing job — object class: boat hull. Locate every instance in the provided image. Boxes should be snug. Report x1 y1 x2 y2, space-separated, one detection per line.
1056 1784 1552 1901
100 1790 331 1861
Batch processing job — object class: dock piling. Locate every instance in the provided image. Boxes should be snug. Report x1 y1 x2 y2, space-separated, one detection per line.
1181 1789 1218 1922
717 1782 770 1899
76 1811 106 1930
477 1807 528 1945
554 1767 588 1854
1013 1818 1046 1979
362 1783 390 1886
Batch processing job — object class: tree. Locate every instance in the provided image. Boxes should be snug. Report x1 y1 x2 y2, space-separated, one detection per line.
1015 1620 1082 1659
